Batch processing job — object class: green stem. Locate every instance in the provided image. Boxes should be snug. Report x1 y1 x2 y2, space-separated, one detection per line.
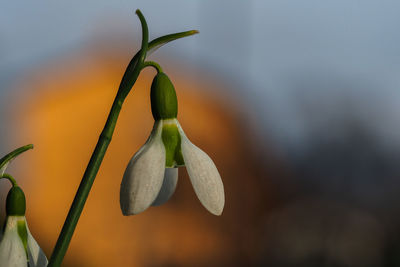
48 11 199 267
0 173 18 187
143 61 163 73
48 10 148 267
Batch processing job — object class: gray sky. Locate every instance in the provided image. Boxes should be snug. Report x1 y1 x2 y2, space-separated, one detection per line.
2 0 400 153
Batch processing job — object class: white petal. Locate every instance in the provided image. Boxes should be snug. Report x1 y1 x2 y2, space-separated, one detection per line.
120 121 166 215
26 221 48 267
152 168 178 206
177 122 225 215
0 217 27 267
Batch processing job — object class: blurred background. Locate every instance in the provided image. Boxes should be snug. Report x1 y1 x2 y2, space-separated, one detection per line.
1 1 400 266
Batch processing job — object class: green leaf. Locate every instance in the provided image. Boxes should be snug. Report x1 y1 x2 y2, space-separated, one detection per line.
148 30 199 55
0 144 33 174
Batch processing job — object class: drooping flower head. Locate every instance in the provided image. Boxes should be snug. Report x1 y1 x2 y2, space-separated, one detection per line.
120 72 225 215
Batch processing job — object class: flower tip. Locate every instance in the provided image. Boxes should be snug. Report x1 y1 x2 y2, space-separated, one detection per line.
120 188 150 216
19 144 33 151
205 198 225 216
216 204 224 216
120 200 148 216
210 209 223 216
120 208 137 216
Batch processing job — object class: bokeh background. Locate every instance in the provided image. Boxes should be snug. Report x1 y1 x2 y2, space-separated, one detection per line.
2 1 400 266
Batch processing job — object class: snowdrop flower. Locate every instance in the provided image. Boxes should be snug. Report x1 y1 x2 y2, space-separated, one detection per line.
0 181 48 267
120 72 224 215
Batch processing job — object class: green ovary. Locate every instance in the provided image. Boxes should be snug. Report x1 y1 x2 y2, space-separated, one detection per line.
162 123 184 167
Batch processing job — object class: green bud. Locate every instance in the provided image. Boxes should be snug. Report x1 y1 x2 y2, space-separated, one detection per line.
150 72 178 120
6 186 26 216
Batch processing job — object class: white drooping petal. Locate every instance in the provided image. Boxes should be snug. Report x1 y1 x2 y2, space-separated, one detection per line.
177 122 225 215
152 168 178 206
120 121 166 215
0 216 27 267
26 220 48 267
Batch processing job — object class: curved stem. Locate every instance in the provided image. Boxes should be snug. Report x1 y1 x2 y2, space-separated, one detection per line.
0 173 18 187
143 61 163 73
48 10 149 267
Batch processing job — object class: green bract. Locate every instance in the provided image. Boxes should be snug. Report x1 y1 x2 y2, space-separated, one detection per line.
150 72 178 120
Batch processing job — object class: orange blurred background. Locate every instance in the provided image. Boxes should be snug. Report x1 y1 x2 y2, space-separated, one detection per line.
3 2 400 267
3 41 278 266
